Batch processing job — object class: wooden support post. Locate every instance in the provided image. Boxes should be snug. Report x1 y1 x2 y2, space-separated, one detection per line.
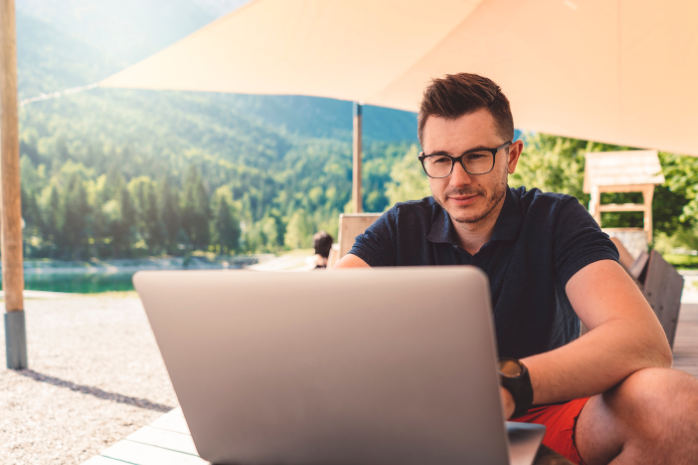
352 102 362 213
642 185 654 243
589 185 601 226
1 0 27 369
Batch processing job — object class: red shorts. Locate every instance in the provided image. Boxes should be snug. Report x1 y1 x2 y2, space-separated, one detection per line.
511 397 590 465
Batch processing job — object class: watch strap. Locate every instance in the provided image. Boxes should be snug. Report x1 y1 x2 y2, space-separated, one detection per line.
499 358 534 417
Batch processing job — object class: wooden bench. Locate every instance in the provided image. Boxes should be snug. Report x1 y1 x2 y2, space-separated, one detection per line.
610 238 684 349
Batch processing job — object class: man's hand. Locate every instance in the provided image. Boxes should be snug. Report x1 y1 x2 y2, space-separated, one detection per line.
500 386 515 420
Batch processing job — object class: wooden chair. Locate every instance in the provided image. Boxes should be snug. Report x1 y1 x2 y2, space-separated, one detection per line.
610 237 635 272
327 213 381 268
326 243 340 268
635 251 684 349
611 238 684 349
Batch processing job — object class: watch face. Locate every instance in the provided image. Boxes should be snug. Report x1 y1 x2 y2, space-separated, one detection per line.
499 359 523 378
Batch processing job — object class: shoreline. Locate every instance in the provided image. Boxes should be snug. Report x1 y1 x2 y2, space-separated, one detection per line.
18 255 272 275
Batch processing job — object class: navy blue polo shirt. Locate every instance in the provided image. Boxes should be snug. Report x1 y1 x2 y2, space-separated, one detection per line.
349 186 619 359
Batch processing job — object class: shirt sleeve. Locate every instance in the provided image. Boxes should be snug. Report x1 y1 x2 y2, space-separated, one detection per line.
348 208 399 267
554 197 620 286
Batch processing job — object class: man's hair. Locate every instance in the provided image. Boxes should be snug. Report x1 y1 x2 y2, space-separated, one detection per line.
312 230 333 258
418 73 514 144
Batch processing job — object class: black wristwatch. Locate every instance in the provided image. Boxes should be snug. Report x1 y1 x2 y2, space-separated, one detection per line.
498 358 534 418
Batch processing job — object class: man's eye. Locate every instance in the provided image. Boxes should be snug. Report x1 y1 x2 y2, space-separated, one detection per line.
467 153 487 161
431 156 451 164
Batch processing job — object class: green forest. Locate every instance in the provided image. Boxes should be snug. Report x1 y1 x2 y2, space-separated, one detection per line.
14 1 698 261
16 2 424 260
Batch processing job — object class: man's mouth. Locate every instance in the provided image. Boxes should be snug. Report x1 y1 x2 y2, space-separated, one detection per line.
447 193 480 206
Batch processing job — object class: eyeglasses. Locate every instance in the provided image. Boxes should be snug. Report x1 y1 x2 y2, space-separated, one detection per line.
418 141 512 179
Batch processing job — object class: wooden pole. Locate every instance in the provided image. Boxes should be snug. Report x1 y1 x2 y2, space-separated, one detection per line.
352 102 362 213
589 185 600 226
643 185 654 244
1 0 27 369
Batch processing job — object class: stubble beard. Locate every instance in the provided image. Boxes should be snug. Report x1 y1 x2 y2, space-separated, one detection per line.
434 170 508 225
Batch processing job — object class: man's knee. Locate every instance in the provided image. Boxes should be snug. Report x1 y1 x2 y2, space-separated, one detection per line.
605 367 698 436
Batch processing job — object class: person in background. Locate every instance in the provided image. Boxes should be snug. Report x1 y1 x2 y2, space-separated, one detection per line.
312 231 333 269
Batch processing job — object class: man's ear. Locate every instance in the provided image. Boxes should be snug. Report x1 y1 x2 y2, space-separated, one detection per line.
507 140 524 174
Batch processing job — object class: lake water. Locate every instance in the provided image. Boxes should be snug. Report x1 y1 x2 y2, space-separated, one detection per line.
5 257 262 294
21 271 138 294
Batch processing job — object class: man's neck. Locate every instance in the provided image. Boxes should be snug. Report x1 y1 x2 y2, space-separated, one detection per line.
452 196 506 255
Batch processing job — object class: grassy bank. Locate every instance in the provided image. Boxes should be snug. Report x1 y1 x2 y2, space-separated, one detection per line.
664 254 698 270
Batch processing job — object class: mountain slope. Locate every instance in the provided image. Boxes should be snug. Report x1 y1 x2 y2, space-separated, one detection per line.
17 0 418 143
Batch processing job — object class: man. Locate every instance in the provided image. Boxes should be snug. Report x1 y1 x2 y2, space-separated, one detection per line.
333 73 698 464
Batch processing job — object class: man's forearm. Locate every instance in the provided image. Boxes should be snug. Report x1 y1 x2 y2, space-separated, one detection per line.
519 259 673 407
522 317 672 405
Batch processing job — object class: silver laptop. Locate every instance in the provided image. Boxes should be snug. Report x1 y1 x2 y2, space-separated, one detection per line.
134 266 545 465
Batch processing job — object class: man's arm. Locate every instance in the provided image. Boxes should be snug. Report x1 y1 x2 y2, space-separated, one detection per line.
331 253 370 269
519 259 672 410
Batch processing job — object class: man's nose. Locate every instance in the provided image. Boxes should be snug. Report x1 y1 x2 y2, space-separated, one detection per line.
450 160 472 186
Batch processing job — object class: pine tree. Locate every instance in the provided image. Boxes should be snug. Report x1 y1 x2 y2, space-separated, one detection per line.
143 182 165 254
211 196 240 254
193 174 211 249
21 188 42 237
111 186 137 257
101 163 123 204
129 177 164 255
158 176 180 254
42 184 62 257
181 166 211 250
61 176 90 259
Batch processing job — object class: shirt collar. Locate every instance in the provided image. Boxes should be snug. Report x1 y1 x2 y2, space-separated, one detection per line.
426 201 453 244
427 187 522 245
490 187 522 242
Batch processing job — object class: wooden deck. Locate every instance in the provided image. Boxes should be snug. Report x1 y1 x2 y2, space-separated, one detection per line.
81 406 572 465
672 303 698 377
82 407 206 465
80 303 698 465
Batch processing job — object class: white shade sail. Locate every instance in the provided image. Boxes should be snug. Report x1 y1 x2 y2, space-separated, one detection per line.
100 0 698 156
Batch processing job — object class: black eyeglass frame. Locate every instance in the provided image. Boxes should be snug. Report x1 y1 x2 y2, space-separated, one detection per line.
418 141 513 178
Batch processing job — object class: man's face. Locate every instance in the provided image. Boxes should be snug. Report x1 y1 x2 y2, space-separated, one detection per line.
421 109 522 225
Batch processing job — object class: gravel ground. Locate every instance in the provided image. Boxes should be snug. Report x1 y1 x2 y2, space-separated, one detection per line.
0 295 177 465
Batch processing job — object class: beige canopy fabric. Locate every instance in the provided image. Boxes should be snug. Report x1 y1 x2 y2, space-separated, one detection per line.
100 0 698 156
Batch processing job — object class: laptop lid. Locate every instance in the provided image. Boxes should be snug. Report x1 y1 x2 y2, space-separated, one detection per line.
135 266 526 465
